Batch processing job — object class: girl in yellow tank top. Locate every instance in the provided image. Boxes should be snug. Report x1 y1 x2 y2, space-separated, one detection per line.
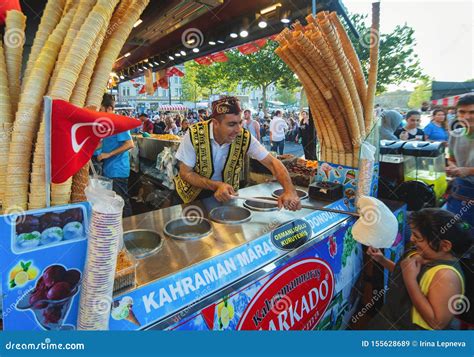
367 208 472 330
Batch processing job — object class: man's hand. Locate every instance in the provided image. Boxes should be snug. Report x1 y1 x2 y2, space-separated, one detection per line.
214 183 236 202
447 166 471 177
278 190 301 211
97 152 111 162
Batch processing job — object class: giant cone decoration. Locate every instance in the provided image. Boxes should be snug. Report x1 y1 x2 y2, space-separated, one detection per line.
0 0 150 212
274 6 381 168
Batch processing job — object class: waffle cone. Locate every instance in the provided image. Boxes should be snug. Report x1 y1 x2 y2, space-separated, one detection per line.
49 0 97 93
318 17 365 137
4 7 76 211
71 163 90 203
0 44 13 203
126 309 141 326
86 0 150 108
364 3 380 135
22 0 67 89
4 10 26 117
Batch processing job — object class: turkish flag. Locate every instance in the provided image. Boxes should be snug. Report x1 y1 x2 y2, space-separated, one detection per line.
0 0 21 25
194 56 213 66
157 69 169 89
254 38 267 48
210 52 228 63
238 44 259 55
138 85 146 94
168 67 184 77
51 99 140 184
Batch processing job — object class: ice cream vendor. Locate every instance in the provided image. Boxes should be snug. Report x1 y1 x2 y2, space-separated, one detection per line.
172 96 302 211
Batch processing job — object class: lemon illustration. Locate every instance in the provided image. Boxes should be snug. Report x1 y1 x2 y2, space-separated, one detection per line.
9 265 23 281
14 271 29 286
220 314 230 329
227 304 234 319
27 266 39 280
217 301 225 316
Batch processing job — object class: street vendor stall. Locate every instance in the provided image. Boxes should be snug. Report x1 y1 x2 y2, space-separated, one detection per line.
0 0 409 333
158 104 188 112
109 182 406 330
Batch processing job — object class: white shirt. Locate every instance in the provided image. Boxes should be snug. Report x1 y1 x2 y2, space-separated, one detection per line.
175 122 269 182
270 116 288 142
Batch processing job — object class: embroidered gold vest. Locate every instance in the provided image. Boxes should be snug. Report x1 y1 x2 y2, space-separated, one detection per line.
174 120 251 203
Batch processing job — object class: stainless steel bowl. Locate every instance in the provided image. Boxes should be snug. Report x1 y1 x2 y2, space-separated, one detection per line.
272 188 308 200
243 197 279 212
163 217 212 241
209 206 252 224
123 229 163 259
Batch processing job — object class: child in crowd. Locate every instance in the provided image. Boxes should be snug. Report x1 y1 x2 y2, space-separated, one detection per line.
367 208 472 330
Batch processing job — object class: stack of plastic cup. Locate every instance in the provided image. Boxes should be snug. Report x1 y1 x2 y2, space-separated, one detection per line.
77 182 124 330
356 142 376 205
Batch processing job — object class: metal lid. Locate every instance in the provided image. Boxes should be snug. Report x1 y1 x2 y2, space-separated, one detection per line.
380 140 407 155
401 141 444 157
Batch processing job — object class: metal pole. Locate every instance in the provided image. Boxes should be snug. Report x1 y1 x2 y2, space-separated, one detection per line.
168 77 172 105
44 96 53 208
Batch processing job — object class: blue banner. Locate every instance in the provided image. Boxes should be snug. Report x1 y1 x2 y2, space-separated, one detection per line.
0 331 471 356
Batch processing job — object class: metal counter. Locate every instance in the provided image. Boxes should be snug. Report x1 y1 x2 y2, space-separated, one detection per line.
122 182 346 290
134 136 181 161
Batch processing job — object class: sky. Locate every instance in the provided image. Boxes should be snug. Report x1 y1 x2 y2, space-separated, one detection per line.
342 0 474 90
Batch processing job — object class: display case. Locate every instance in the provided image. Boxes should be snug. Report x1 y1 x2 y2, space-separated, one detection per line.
402 142 447 199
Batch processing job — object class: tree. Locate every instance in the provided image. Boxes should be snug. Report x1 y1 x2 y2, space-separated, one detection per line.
408 78 432 109
182 60 239 104
226 41 300 114
276 86 297 105
345 13 426 94
199 61 239 96
181 61 203 106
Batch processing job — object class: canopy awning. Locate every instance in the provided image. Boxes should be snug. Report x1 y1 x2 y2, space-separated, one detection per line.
431 92 472 107
159 104 187 111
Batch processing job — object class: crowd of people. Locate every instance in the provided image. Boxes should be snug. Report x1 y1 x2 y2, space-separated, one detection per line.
129 106 318 159
380 95 474 229
380 105 459 146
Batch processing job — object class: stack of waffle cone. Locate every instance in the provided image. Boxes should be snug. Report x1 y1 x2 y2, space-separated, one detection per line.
2 0 152 212
87 0 150 108
3 10 26 117
4 6 77 211
0 42 13 208
37 0 121 207
72 0 149 201
275 10 380 168
22 0 67 90
48 0 98 93
364 2 380 135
